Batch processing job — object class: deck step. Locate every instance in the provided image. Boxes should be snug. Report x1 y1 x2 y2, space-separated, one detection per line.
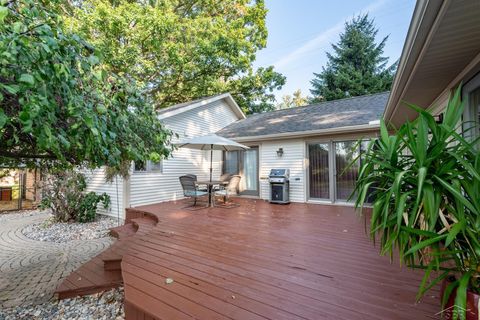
101 240 129 270
131 218 156 235
104 259 122 271
55 255 123 300
125 208 159 224
110 223 136 239
55 215 159 300
102 218 155 269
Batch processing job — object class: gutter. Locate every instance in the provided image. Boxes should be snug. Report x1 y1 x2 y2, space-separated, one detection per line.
384 0 447 124
224 123 380 142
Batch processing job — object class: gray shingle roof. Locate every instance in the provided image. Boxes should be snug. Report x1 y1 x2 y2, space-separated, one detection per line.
217 92 389 139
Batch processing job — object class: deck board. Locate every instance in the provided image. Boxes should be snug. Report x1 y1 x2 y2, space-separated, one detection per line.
55 217 157 299
122 199 440 319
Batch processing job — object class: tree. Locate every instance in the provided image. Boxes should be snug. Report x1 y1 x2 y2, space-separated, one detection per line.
62 0 285 114
0 0 173 172
276 89 308 109
309 14 396 102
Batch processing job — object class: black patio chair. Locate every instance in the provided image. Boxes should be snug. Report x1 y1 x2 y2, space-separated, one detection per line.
179 175 209 209
184 174 208 192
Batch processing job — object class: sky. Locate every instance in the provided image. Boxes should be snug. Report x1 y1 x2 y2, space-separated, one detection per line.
253 0 417 101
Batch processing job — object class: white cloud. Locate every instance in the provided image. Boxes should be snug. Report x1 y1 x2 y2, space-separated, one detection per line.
273 0 388 69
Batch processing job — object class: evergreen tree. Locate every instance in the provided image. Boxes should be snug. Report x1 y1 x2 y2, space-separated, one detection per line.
310 14 396 102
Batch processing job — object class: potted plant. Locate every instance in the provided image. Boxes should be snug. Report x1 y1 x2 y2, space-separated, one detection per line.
353 86 479 320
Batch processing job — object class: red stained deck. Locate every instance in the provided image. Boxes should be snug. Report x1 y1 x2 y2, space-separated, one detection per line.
56 213 157 299
121 199 440 320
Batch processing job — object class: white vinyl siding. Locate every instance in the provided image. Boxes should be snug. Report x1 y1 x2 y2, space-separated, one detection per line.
246 132 378 204
84 169 124 219
129 99 238 207
166 100 239 138
258 140 306 203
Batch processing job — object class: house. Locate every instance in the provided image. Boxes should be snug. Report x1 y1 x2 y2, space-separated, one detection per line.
385 0 480 135
88 91 387 219
0 167 41 211
91 0 480 220
55 1 480 318
216 92 388 203
85 93 246 219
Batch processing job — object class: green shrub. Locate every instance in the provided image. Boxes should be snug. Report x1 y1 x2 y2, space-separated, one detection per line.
77 192 110 223
40 170 110 223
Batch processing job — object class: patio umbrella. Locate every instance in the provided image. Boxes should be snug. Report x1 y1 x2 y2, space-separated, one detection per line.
176 134 249 182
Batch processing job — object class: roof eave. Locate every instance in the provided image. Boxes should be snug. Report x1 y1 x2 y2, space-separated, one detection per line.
384 0 446 125
222 123 380 142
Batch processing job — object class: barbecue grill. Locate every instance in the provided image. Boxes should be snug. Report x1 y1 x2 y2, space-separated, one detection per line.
268 169 290 204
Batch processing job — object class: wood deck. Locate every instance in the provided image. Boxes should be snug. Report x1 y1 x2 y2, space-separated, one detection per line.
121 199 440 320
55 213 158 299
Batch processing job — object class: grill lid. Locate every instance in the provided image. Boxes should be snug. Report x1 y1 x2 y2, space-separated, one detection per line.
269 169 290 178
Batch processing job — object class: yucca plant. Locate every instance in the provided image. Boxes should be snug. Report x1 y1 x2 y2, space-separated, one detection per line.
354 86 480 320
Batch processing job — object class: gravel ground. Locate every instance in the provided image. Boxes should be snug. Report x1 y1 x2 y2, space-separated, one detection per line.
0 287 124 320
0 209 45 221
22 213 120 243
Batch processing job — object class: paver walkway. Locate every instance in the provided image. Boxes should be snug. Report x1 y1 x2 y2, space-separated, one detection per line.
0 212 113 307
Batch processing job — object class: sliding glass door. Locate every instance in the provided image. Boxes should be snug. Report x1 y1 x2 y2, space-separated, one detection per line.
308 140 364 202
223 147 259 196
241 148 259 195
308 143 330 200
334 141 360 201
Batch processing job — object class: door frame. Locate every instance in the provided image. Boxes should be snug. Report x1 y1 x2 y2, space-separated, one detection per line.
306 139 334 202
462 72 480 144
306 138 364 203
239 146 260 196
332 140 362 204
222 145 260 197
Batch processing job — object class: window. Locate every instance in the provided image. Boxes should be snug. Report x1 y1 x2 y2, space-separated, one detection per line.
463 73 480 142
149 161 163 172
223 151 239 175
134 160 146 172
134 160 162 173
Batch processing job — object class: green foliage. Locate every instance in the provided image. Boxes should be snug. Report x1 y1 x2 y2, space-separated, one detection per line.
354 86 480 320
62 0 285 114
310 14 396 102
77 191 110 223
0 169 9 180
40 169 110 223
0 0 173 172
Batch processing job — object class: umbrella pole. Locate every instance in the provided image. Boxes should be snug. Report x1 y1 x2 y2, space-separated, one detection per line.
209 145 214 207
209 144 213 183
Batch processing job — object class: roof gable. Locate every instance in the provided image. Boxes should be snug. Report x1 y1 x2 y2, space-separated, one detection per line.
157 93 246 120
